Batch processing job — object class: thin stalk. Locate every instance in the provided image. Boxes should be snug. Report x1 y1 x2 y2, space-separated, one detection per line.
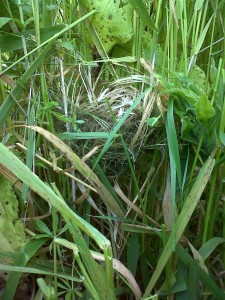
206 1 218 92
208 168 224 239
162 4 169 76
104 245 114 293
185 124 206 198
211 58 223 106
0 50 7 102
161 224 172 300
17 0 25 26
180 2 188 74
202 164 218 244
52 207 58 296
74 251 100 300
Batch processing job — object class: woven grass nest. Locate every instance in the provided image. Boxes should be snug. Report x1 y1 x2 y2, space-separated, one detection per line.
68 74 163 177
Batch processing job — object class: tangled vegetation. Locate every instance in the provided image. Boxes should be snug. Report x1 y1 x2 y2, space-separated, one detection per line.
0 0 225 299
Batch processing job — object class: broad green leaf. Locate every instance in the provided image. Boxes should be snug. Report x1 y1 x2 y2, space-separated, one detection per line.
146 116 161 127
0 176 28 253
195 94 215 122
189 65 208 92
0 17 11 29
59 41 75 51
188 260 200 299
35 220 52 236
158 274 187 295
127 234 139 276
81 0 133 53
199 237 225 261
181 116 199 144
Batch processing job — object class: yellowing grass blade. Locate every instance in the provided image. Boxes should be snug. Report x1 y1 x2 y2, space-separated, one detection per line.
26 126 124 217
0 142 110 250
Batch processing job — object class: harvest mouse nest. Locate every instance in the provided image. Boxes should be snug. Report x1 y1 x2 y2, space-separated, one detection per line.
69 75 161 177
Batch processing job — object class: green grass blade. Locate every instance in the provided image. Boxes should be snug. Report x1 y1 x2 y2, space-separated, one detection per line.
0 263 82 281
57 132 118 140
128 0 156 31
165 98 182 190
176 245 225 300
66 219 115 300
188 260 200 300
143 156 215 297
199 237 225 260
0 25 66 52
2 237 49 300
0 142 111 250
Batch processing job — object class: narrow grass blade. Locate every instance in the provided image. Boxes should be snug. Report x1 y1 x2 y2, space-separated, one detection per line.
165 98 182 190
176 246 225 300
143 156 215 297
194 16 213 55
188 260 200 300
57 132 118 140
128 0 156 31
199 237 225 260
2 237 49 300
0 25 66 52
0 142 111 250
0 263 82 281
